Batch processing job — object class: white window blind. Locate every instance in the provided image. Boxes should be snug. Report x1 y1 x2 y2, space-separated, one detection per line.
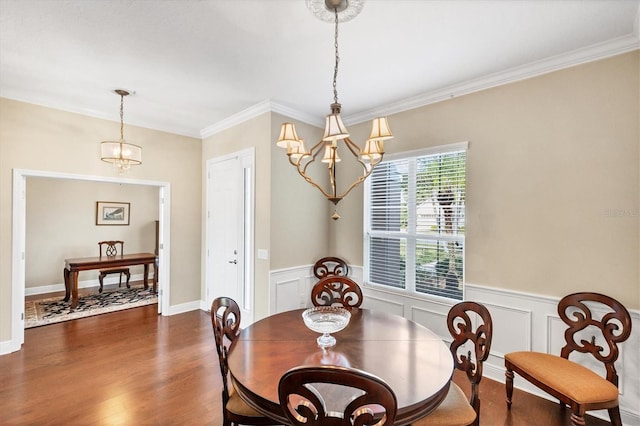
365 145 466 300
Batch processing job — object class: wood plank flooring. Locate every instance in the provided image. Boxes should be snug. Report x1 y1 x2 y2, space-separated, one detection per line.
0 304 611 425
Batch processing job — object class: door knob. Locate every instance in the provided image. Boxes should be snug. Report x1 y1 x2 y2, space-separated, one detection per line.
228 260 237 264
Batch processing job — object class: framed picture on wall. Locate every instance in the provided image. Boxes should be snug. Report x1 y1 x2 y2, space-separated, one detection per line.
96 201 130 226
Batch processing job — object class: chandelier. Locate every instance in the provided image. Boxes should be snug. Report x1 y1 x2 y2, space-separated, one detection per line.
100 89 142 173
276 0 393 220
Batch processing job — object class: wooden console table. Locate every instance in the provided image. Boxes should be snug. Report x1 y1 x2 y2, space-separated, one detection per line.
63 253 157 309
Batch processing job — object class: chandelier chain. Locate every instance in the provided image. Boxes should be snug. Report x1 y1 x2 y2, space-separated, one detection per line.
119 93 124 142
332 7 340 105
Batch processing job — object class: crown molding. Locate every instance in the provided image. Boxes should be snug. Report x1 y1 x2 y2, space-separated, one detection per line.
343 34 639 125
199 99 323 139
0 91 202 138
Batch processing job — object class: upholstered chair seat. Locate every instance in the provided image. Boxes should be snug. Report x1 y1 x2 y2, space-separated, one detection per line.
505 352 619 406
415 382 477 425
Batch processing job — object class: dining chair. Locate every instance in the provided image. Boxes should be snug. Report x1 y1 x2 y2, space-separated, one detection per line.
278 365 397 426
97 240 130 293
313 256 349 279
210 297 278 426
413 301 493 426
505 292 632 426
311 275 363 308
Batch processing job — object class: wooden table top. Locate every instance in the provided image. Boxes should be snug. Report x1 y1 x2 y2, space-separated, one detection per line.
227 308 453 425
64 252 156 270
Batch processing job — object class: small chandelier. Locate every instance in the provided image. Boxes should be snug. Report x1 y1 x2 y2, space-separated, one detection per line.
276 0 393 220
100 89 142 173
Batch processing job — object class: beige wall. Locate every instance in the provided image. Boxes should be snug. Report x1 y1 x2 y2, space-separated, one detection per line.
26 178 158 286
270 113 330 269
336 51 639 309
0 98 202 341
201 113 273 320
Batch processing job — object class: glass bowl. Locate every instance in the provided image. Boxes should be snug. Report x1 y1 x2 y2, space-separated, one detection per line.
302 306 351 348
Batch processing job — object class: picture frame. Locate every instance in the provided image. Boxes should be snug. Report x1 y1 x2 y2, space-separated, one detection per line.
96 201 130 226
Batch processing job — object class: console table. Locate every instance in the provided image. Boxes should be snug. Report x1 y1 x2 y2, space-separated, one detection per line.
63 253 157 309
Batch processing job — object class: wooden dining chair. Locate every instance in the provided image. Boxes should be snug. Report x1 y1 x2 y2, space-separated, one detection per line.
278 365 397 426
210 297 278 426
311 275 363 308
505 292 632 426
97 240 130 293
313 256 349 279
413 301 493 426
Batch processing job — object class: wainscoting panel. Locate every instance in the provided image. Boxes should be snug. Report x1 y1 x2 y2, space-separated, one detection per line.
362 295 404 317
269 265 640 424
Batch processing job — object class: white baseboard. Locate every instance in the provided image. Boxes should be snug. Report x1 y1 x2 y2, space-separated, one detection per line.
25 273 155 296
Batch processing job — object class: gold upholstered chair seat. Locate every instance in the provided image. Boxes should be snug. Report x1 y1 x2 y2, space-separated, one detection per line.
505 352 619 406
413 382 477 425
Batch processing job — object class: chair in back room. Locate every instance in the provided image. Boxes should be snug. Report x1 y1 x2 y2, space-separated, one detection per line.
97 240 130 293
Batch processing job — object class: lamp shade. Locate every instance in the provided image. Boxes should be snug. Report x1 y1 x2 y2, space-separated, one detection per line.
368 117 393 141
277 123 301 148
321 143 341 164
360 139 383 161
287 139 308 161
100 141 142 166
323 113 349 141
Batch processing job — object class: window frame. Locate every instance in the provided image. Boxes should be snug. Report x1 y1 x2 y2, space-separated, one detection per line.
363 141 468 300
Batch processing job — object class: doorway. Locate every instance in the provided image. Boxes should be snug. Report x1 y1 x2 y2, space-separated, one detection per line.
10 169 170 351
205 148 255 325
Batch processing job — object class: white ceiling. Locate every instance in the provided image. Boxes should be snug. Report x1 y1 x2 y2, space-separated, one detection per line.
1 0 639 138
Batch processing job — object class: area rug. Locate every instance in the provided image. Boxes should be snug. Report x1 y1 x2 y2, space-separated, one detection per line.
25 286 158 328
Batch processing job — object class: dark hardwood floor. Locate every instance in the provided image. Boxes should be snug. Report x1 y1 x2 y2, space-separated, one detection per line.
0 303 611 425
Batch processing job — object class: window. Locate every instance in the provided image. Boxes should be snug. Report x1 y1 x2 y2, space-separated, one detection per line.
364 142 467 300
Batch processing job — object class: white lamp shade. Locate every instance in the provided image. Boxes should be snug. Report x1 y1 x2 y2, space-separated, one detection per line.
360 139 383 160
321 143 341 164
368 117 393 141
277 123 301 148
287 139 308 160
100 141 142 165
323 113 349 141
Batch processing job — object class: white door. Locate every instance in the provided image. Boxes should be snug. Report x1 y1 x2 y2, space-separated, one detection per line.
206 149 255 324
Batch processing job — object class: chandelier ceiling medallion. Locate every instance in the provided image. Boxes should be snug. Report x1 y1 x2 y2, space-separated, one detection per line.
100 89 142 173
276 0 393 220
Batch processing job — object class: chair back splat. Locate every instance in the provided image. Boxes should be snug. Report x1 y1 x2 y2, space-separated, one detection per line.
97 240 130 293
413 301 492 426
449 301 493 418
313 256 349 279
504 292 632 426
311 276 363 308
210 297 276 426
278 365 397 426
558 292 631 386
413 302 493 426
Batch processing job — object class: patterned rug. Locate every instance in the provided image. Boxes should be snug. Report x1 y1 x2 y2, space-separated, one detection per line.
25 286 158 328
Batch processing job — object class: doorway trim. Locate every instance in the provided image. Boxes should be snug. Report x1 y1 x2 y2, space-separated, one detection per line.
10 168 171 353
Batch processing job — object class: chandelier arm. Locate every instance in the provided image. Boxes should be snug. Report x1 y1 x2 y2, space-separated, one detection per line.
332 137 384 200
288 138 336 200
334 155 383 201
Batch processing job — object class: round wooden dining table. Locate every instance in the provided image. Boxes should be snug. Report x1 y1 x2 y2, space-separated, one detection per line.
227 308 454 425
